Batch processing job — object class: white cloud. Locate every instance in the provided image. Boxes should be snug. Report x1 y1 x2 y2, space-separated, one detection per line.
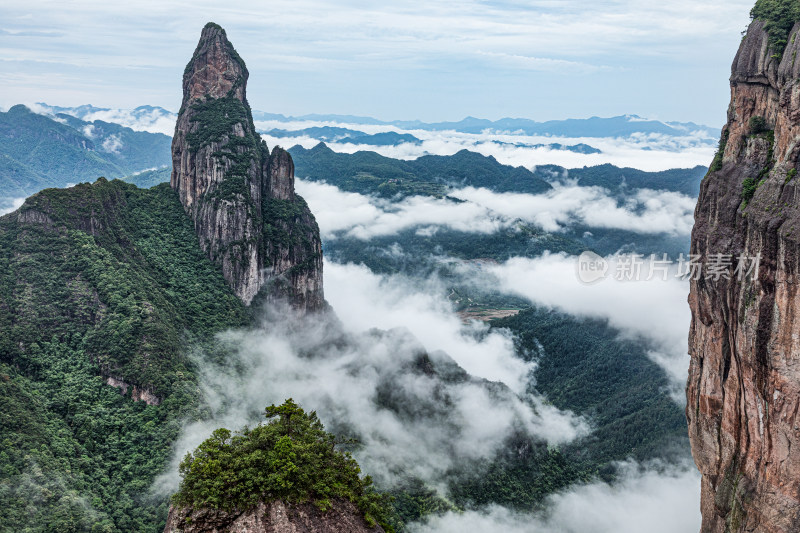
296 179 503 240
296 178 696 240
410 461 700 533
324 261 532 393
482 253 690 397
262 119 716 171
100 133 123 153
0 197 25 216
80 107 175 135
453 185 695 235
26 103 176 135
153 286 588 494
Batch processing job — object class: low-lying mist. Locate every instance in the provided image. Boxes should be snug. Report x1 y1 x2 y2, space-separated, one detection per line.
259 120 715 172
296 178 696 241
153 276 588 497
409 460 700 533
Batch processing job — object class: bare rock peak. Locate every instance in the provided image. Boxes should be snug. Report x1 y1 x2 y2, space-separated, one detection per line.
170 24 324 310
182 22 248 104
267 146 295 201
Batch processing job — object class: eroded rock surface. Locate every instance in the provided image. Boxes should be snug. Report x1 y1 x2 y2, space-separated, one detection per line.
171 23 324 310
688 19 800 533
163 499 384 533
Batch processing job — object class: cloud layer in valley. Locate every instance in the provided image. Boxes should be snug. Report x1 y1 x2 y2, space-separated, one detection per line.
409 461 701 533
263 121 716 172
481 253 691 396
154 261 588 495
296 178 696 240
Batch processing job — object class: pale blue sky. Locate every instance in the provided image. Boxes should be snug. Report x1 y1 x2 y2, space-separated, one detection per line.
0 0 755 126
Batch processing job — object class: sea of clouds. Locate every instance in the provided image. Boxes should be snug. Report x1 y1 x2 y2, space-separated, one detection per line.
259 118 717 172
296 178 697 241
20 103 716 171
13 102 704 530
153 264 590 494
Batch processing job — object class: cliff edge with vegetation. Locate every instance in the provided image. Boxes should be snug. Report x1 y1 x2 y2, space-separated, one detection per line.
688 2 800 531
163 400 391 533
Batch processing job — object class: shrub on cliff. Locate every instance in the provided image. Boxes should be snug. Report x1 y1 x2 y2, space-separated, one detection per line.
748 116 768 135
173 399 394 530
751 0 800 57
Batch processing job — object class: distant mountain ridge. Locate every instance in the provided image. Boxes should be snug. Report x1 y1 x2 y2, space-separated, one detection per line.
288 142 706 198
0 104 171 198
30 102 717 139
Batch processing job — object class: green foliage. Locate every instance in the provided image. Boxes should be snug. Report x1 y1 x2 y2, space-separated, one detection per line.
742 177 761 204
173 400 395 530
748 116 768 134
1 179 249 395
786 168 797 183
0 179 249 531
751 0 800 58
742 128 776 205
0 341 194 532
566 163 708 197
122 167 171 188
184 94 264 203
449 307 688 508
289 143 552 198
290 144 707 199
261 196 321 284
0 105 171 197
497 308 687 463
186 96 252 153
708 128 730 174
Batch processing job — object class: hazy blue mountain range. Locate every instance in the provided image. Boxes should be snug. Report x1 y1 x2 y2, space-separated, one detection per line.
0 105 171 197
264 126 602 152
32 102 717 139
35 102 174 122
253 111 717 138
264 127 423 146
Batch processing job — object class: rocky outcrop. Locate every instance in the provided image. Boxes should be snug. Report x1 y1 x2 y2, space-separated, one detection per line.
163 499 384 533
688 18 800 533
171 23 324 310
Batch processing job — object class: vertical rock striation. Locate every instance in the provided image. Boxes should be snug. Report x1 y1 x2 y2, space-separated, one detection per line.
171 23 324 310
688 18 800 533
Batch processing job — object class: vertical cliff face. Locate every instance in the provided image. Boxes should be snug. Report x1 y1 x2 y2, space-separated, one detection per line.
172 23 324 310
688 18 800 533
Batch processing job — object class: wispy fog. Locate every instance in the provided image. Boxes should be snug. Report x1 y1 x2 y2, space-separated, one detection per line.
0 197 25 216
296 178 696 240
409 460 700 533
153 264 588 496
483 253 690 397
26 103 175 135
262 119 715 171
324 262 531 392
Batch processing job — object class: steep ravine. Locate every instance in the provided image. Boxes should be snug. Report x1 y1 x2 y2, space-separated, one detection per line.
688 17 800 533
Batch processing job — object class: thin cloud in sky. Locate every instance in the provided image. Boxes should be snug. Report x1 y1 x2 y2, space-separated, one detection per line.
0 0 754 123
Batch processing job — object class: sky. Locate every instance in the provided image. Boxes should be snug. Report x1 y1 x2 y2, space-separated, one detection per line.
1 0 755 126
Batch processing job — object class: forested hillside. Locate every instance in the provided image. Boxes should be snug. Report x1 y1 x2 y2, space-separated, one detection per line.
0 105 171 198
0 179 248 531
